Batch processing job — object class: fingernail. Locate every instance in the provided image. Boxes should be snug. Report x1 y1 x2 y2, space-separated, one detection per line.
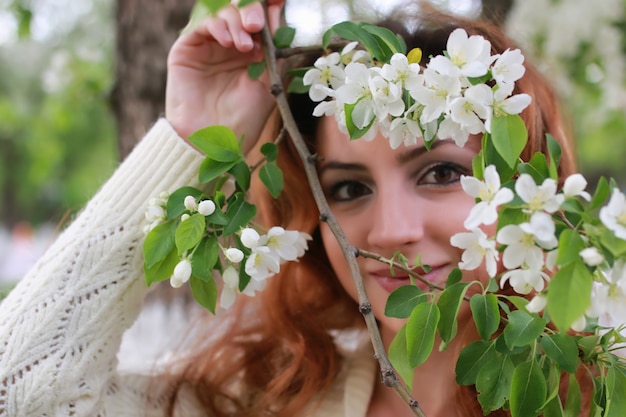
244 10 264 28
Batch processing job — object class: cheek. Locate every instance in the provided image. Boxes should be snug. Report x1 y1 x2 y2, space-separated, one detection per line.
320 223 359 302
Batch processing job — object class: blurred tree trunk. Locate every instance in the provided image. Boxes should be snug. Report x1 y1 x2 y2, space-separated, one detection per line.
480 0 514 26
111 0 195 159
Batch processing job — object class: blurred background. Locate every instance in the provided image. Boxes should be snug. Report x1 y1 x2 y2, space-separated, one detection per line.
1 0 625 296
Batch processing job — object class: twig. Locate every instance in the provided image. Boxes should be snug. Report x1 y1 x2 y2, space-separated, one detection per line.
260 7 426 417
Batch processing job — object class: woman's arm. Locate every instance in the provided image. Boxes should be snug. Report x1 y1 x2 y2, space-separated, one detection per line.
0 120 203 416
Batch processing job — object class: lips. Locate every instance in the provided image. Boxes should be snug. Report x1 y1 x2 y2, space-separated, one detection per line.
369 264 449 293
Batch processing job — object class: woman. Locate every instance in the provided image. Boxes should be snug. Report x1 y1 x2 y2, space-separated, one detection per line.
0 1 581 416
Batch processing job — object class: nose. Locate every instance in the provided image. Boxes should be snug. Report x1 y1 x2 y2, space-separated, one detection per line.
366 182 425 251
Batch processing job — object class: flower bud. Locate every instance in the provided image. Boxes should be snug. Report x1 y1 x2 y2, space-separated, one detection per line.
222 266 239 288
184 195 197 211
525 294 547 313
240 228 261 249
198 199 216 216
225 247 244 263
580 247 604 267
170 259 192 288
180 213 190 222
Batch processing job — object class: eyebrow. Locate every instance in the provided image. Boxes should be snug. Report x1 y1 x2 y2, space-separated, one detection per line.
318 139 452 175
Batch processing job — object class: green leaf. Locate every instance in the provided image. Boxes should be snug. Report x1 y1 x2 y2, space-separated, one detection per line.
518 152 550 184
564 374 581 417
503 310 547 349
361 22 407 55
143 219 177 268
166 187 205 219
198 0 229 15
456 340 497 385
259 161 284 198
198 157 237 184
247 61 266 80
388 324 414 390
344 101 374 139
229 160 251 191
577 335 601 362
470 293 501 341
406 301 440 367
273 26 296 48
224 194 257 235
144 247 178 286
260 142 279 162
491 114 528 169
190 275 217 314
437 282 470 345
589 176 610 210
556 228 586 267
175 213 206 254
510 359 547 417
189 125 242 162
205 205 230 226
483 132 517 182
191 235 219 282
385 285 426 318
329 21 386 62
547 260 592 331
287 76 309 94
546 134 562 180
539 334 579 374
237 0 259 7
445 267 463 287
604 366 626 417
476 354 515 414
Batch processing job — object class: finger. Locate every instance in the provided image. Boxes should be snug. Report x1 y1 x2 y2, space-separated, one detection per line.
218 5 255 52
266 2 284 34
237 1 265 33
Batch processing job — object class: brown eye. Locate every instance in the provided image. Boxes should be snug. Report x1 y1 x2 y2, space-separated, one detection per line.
329 181 372 202
419 163 465 186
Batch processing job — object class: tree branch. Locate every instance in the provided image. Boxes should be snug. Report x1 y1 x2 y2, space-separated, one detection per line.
259 7 426 417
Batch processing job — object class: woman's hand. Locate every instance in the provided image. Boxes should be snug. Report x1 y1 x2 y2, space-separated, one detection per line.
166 0 284 153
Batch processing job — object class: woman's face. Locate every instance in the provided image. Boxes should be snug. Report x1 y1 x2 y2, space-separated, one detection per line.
316 116 488 342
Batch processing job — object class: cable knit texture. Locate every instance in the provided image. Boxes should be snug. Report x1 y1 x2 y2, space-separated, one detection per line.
0 119 376 417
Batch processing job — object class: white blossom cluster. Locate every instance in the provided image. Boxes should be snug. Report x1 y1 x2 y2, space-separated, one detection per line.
451 167 626 330
219 226 311 309
303 28 531 149
144 194 311 310
507 0 626 113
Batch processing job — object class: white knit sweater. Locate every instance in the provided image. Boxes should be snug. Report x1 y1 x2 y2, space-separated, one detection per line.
0 120 376 417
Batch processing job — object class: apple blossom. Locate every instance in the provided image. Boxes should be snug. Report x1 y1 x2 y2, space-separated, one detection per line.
240 227 261 249
563 173 591 201
450 228 499 277
491 48 526 87
183 195 197 211
600 188 626 240
500 267 550 294
225 247 244 264
170 258 192 288
198 199 216 216
579 247 605 267
461 165 514 229
515 174 564 213
245 246 281 281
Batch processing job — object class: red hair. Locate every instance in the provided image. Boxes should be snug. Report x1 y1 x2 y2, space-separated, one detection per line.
166 7 587 417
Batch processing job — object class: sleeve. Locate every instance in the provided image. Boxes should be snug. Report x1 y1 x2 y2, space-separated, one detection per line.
0 119 205 417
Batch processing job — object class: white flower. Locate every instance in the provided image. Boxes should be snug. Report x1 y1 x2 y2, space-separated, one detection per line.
184 195 197 211
219 266 240 309
500 267 550 294
496 214 557 271
580 247 605 267
170 259 192 288
461 165 514 229
245 246 280 281
587 261 626 326
380 53 423 90
240 228 261 249
570 315 588 332
430 28 493 78
563 173 591 201
436 115 472 147
369 75 405 120
339 41 370 65
265 226 306 262
515 174 564 213
241 276 267 296
225 247 244 263
409 67 462 124
303 52 344 96
486 82 531 131
388 105 422 149
491 49 526 87
600 188 626 240
447 89 489 135
144 193 168 232
526 294 547 313
450 228 498 277
198 199 216 216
